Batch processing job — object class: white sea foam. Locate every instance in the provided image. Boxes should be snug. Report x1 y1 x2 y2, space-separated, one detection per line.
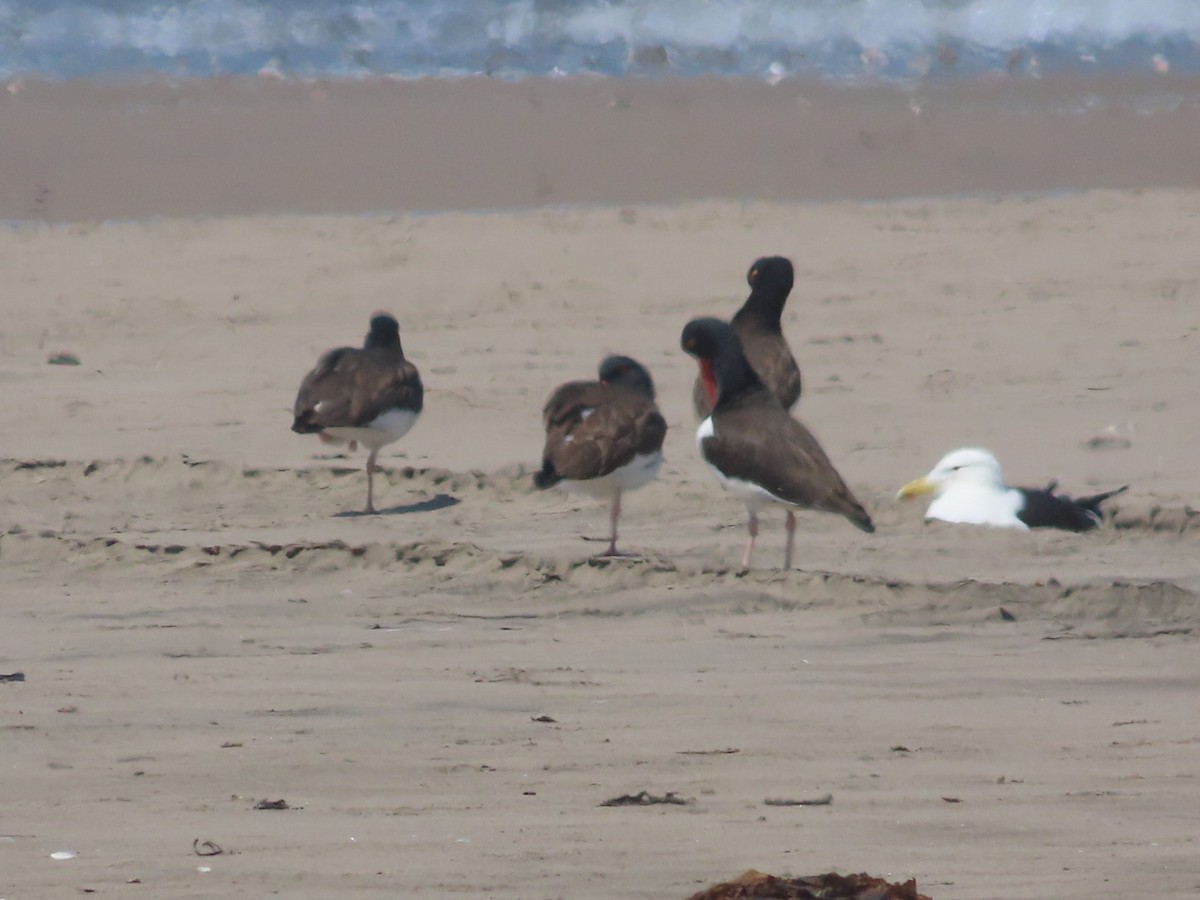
2 0 1199 81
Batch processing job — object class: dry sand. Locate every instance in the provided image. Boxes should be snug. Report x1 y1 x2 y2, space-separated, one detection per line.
1 77 1199 898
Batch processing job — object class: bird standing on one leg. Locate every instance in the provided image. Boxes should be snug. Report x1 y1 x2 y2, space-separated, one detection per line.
534 356 667 557
292 312 423 515
693 256 802 418
681 317 873 570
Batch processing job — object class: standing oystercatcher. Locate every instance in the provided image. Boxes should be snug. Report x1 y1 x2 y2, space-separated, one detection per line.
682 317 873 570
292 312 423 514
535 355 667 557
693 256 802 418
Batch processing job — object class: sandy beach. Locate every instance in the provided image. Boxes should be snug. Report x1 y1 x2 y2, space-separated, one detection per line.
3 74 1200 220
2 76 1199 898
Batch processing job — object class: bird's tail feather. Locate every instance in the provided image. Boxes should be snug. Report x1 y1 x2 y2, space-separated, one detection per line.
1077 485 1128 516
828 495 875 534
533 461 561 490
848 505 876 534
291 414 323 435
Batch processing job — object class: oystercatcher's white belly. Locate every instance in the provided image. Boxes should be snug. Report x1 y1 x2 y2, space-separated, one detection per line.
697 416 791 512
559 450 663 499
324 408 419 451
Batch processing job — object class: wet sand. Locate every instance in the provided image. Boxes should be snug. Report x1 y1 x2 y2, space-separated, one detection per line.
1 76 1199 898
2 73 1200 220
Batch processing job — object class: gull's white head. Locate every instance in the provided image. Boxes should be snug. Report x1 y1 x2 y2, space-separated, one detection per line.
897 447 1025 528
898 447 1006 499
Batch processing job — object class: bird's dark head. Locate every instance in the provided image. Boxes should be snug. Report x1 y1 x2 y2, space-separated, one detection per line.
680 317 729 363
738 256 795 329
681 317 760 409
364 312 401 350
746 256 794 293
598 355 655 400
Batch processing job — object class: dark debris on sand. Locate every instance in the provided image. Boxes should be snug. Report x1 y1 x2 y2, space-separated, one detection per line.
600 790 690 807
687 869 932 900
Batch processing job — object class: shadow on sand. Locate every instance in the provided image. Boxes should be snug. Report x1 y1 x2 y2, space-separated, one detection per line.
334 493 460 519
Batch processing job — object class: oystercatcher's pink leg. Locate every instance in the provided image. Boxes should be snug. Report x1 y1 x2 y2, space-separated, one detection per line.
364 449 379 514
741 511 759 571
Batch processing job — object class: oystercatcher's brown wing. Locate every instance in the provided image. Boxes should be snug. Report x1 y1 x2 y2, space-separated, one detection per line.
736 326 801 411
542 382 665 481
702 394 873 532
294 348 423 429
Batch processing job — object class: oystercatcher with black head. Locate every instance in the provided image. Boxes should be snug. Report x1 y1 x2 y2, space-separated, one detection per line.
292 312 423 515
897 447 1128 532
693 256 802 418
534 355 667 557
682 317 874 570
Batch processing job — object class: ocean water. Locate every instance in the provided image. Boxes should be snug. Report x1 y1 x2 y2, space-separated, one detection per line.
2 0 1199 82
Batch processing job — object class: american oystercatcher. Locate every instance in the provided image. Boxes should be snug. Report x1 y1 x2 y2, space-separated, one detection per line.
534 355 667 557
693 256 802 418
682 317 873 570
897 447 1127 531
292 312 423 514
